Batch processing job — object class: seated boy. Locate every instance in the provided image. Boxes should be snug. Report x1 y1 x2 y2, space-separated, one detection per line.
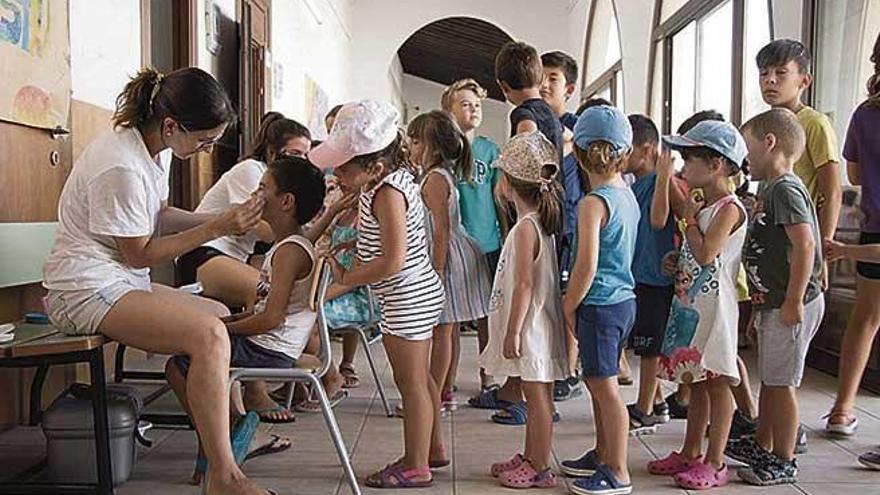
166 156 327 482
732 108 825 486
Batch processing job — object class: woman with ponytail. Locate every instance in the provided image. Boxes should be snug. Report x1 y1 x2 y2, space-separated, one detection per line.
826 31 880 441
42 67 276 495
408 111 491 421
479 131 568 489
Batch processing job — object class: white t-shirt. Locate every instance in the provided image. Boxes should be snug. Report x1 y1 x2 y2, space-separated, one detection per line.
43 128 171 291
196 158 266 262
248 235 317 359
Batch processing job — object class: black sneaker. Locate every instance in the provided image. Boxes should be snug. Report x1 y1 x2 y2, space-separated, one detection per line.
553 376 583 402
795 423 808 454
729 409 757 440
627 404 658 436
665 393 688 419
725 436 773 466
738 454 798 486
653 401 671 424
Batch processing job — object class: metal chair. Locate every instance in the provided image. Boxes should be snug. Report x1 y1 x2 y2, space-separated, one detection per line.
325 286 394 417
228 258 361 495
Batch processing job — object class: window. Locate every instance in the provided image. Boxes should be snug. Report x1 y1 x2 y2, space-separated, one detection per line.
651 0 773 132
582 0 624 107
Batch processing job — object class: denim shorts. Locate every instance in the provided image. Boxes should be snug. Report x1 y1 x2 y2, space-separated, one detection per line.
46 279 151 336
173 334 296 377
577 299 636 378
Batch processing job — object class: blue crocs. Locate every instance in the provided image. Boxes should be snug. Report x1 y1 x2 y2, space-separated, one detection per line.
570 464 632 495
561 449 600 477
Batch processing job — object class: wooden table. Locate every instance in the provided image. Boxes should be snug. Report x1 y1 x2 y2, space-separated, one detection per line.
0 323 114 495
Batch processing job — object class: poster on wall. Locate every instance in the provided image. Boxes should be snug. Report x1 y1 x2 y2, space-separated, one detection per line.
304 74 330 140
0 0 71 128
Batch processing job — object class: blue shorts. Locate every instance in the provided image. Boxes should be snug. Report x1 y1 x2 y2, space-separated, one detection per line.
577 299 636 378
173 334 296 377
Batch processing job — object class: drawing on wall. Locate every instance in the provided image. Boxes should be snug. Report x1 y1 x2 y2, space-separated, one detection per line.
304 74 330 140
0 0 71 128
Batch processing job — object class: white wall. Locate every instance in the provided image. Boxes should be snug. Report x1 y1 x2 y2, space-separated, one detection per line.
611 0 656 114
401 74 511 146
269 0 354 132
69 0 142 110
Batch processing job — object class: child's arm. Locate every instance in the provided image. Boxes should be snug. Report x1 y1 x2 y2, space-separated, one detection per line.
305 192 357 243
651 150 688 230
331 186 407 287
227 243 312 335
826 239 880 263
683 201 743 266
562 196 605 327
780 223 815 327
816 162 842 240
502 220 539 359
422 173 451 276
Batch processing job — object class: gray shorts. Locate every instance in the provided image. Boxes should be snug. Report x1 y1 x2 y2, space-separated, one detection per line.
46 279 150 336
756 296 825 387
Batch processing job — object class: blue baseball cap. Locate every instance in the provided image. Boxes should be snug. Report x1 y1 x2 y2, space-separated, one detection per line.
662 120 747 173
573 105 633 156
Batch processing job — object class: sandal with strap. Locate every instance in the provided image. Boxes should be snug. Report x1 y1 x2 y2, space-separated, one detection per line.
499 460 557 489
674 460 730 490
339 362 361 389
467 384 513 410
365 463 433 489
491 453 525 477
824 410 859 436
491 402 561 426
648 451 702 476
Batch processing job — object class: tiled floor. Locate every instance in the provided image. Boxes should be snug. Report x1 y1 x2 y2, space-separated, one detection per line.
3 335 879 495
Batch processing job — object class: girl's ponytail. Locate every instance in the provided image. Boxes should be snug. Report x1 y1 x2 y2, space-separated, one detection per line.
535 173 563 236
112 68 162 128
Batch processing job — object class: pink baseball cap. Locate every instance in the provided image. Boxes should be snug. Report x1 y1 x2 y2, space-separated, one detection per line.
309 100 401 169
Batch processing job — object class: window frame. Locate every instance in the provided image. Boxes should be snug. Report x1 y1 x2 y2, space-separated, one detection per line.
580 0 624 106
648 0 774 132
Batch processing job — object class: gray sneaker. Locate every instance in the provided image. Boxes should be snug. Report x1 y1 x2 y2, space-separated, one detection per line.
738 454 798 486
627 404 659 436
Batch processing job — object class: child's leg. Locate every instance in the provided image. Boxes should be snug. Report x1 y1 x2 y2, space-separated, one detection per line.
755 384 773 451
383 335 434 472
636 356 661 414
705 377 735 468
681 381 709 460
766 385 799 460
341 333 359 368
428 366 447 460
585 376 630 484
832 277 880 422
476 317 492 387
522 381 554 470
496 376 524 404
444 324 461 394
430 323 455 397
677 383 692 404
732 356 757 418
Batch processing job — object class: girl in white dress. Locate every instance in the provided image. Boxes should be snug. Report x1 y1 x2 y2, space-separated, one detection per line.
480 132 569 489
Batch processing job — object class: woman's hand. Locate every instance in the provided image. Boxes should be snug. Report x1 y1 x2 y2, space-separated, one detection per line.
214 195 264 236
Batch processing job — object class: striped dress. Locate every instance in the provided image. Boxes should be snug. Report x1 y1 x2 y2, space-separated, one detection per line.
358 168 445 341
421 168 491 324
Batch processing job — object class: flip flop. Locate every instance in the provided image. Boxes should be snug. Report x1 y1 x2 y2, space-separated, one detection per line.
339 362 361 389
365 463 433 488
294 389 348 413
491 402 561 426
253 405 296 424
245 434 292 462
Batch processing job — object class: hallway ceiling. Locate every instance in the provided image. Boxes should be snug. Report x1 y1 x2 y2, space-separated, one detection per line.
397 17 513 101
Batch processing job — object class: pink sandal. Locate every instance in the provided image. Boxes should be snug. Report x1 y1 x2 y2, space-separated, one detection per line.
673 460 729 490
647 451 702 475
491 453 524 477
499 461 557 489
365 463 433 489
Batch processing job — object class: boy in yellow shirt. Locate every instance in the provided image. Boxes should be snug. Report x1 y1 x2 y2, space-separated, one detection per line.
756 39 841 243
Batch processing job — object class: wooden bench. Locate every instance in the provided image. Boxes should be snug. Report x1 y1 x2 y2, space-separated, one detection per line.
0 323 115 495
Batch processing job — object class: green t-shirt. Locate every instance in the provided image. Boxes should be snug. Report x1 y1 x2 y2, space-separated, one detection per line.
457 136 501 254
743 173 823 309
